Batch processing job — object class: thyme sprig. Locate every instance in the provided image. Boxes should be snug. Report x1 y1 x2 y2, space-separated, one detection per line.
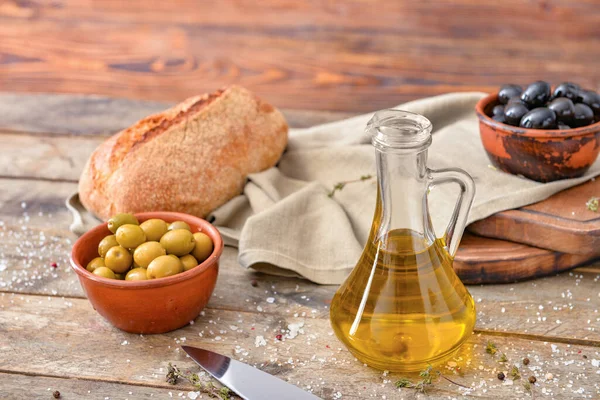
327 175 373 197
486 341 498 355
523 381 536 398
509 365 521 381
586 197 599 212
394 365 469 394
166 363 233 399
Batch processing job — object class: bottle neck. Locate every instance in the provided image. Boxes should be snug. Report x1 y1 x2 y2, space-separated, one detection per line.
371 148 435 248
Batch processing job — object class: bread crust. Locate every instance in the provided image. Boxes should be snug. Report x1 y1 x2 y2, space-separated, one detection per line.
79 86 288 220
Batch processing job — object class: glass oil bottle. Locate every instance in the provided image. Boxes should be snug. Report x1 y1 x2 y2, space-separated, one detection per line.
330 110 477 372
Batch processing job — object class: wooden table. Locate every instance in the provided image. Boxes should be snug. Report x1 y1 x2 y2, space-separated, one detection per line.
1 1 600 112
1 94 599 399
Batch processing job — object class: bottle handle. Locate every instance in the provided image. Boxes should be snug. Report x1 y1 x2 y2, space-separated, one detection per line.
427 168 476 257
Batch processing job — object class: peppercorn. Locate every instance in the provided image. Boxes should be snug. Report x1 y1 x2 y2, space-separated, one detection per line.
523 357 530 365
275 334 282 340
528 376 537 384
52 391 61 399
250 279 258 287
583 355 588 359
497 372 505 381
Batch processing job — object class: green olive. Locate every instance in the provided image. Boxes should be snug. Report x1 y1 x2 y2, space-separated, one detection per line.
86 257 105 272
140 219 168 242
146 255 184 279
180 254 198 271
133 241 166 269
125 268 148 281
107 213 139 233
98 234 119 258
160 229 195 256
105 245 133 273
93 266 116 279
116 224 146 249
192 232 214 263
114 273 125 280
168 221 191 232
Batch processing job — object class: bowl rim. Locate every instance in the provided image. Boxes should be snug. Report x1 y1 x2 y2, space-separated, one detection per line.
70 211 223 289
475 92 600 138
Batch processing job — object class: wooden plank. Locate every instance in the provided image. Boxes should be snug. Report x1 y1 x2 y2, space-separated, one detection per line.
0 94 354 136
0 93 352 184
5 0 600 36
1 181 599 343
0 372 191 400
1 1 600 111
2 293 600 399
1 177 600 341
469 179 600 255
0 131 99 182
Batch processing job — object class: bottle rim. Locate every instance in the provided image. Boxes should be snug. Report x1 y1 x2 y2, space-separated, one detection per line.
367 109 433 152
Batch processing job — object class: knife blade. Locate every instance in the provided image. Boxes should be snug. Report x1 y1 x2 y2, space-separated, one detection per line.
181 345 321 400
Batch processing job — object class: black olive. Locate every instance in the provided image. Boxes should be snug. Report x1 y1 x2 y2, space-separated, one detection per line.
572 103 594 127
492 113 506 123
557 123 571 130
552 82 580 101
521 81 551 107
576 90 600 116
507 96 528 107
547 98 575 122
498 84 523 104
492 104 505 116
520 107 557 129
504 103 529 126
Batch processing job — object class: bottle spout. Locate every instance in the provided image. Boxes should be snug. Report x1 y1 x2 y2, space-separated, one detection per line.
367 109 433 153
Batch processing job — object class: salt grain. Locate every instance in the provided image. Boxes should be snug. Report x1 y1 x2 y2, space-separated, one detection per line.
255 336 267 347
286 321 305 339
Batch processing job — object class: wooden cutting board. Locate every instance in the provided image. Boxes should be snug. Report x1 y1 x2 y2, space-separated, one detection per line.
454 233 599 284
469 178 600 255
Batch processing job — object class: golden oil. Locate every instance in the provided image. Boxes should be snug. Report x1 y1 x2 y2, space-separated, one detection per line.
330 228 476 372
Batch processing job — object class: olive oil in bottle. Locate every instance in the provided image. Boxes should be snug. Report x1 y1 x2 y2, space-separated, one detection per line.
330 109 476 372
330 228 475 372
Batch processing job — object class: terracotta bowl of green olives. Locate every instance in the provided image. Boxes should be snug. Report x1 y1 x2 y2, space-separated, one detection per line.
70 211 223 334
476 81 600 182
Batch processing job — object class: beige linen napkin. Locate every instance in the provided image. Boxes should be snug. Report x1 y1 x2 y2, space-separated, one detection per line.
210 92 600 284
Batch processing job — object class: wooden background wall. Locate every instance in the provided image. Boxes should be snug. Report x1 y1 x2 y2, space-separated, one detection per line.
1 0 599 112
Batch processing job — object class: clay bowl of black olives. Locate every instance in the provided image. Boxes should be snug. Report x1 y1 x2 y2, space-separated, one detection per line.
476 81 600 182
70 211 223 334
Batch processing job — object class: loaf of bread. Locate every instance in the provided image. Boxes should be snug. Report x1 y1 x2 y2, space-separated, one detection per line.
79 86 288 220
